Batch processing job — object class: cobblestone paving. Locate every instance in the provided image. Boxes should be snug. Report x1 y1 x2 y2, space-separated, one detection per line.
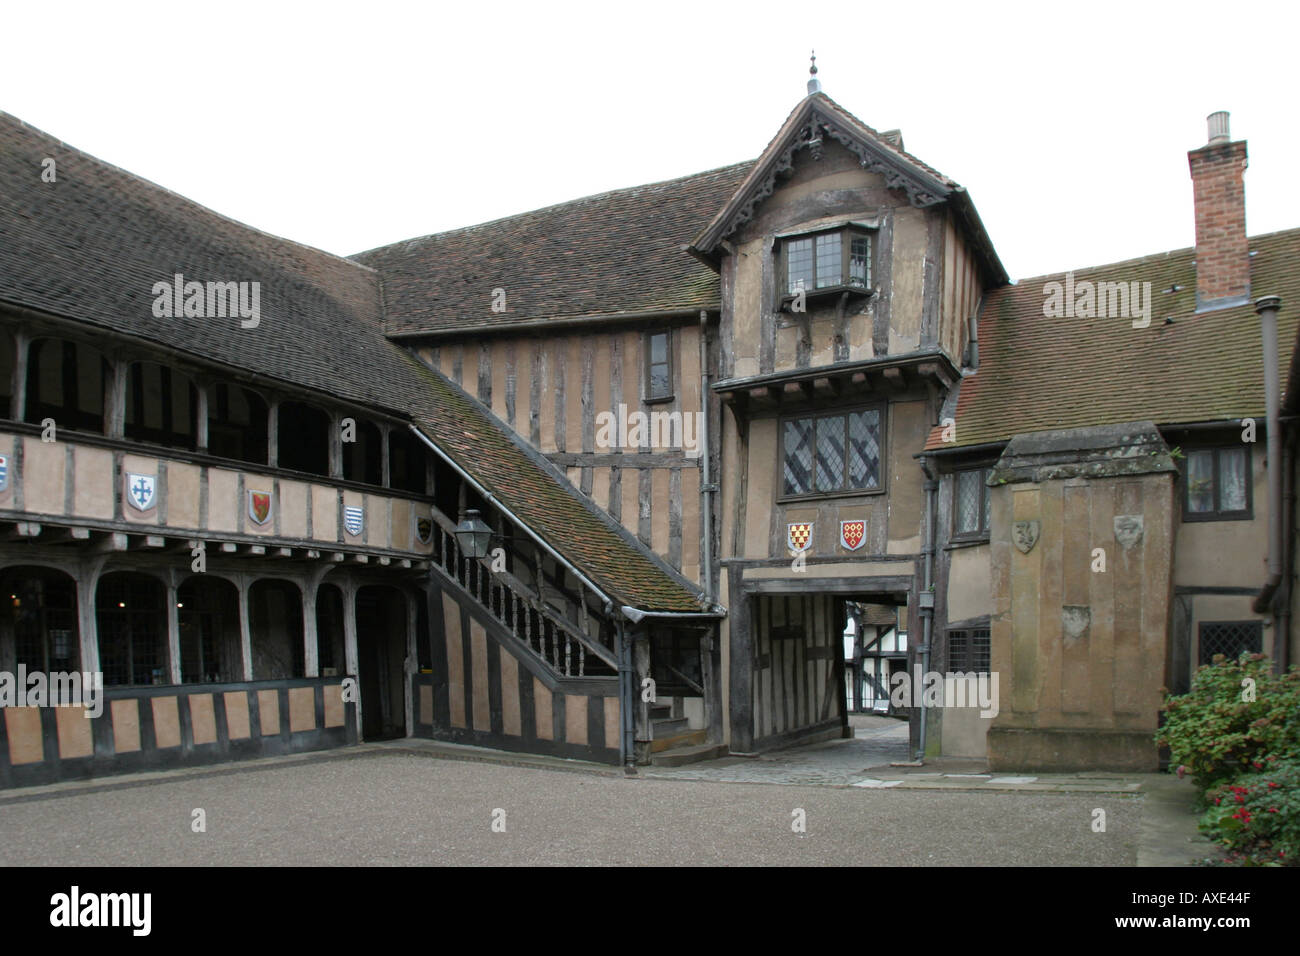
644 720 913 787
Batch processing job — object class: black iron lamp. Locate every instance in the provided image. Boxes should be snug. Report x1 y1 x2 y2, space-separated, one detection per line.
454 509 496 559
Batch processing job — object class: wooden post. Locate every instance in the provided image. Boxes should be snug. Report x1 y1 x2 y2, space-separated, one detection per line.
633 626 652 765
11 330 29 422
165 576 182 684
342 581 361 739
238 574 253 680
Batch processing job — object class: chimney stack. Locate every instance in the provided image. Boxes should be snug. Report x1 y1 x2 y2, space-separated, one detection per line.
1188 111 1250 311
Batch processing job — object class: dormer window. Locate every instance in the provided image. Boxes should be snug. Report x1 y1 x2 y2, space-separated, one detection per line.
780 226 872 306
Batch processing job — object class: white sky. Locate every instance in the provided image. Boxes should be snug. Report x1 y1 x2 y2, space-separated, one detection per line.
4 0 1298 282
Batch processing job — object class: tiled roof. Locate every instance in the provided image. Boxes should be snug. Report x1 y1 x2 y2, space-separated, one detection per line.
351 161 754 336
0 110 705 612
925 229 1300 450
0 111 397 415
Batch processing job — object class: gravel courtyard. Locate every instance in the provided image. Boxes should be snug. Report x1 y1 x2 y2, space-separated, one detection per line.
0 751 1143 866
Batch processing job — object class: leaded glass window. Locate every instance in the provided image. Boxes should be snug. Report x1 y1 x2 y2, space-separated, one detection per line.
782 228 872 296
954 467 991 537
782 408 883 497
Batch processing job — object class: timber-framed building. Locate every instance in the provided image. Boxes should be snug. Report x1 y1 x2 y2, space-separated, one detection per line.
1 71 1296 786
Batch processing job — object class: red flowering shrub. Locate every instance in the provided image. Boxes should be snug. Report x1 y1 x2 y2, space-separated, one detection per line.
1155 654 1300 792
1200 759 1300 866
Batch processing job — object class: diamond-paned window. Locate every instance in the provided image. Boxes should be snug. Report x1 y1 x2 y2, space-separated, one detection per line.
954 467 992 537
783 418 814 495
847 410 880 489
782 408 883 497
1198 621 1263 666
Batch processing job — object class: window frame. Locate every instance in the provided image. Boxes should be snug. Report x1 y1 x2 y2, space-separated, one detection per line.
951 466 994 542
1181 444 1253 522
778 225 874 308
643 329 674 405
1197 620 1263 666
777 403 887 502
947 626 992 675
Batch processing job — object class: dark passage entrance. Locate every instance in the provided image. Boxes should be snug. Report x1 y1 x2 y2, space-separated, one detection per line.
356 585 407 741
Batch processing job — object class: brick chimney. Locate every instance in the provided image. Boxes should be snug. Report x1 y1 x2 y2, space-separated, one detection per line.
1188 111 1250 311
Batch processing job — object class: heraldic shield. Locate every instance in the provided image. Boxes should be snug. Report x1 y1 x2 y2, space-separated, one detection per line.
787 522 813 553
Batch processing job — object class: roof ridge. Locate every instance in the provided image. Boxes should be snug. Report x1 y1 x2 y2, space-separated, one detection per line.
0 110 377 275
350 159 755 258
1004 225 1300 287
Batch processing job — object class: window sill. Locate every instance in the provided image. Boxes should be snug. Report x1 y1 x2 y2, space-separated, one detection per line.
1181 511 1254 523
780 285 872 311
945 536 990 550
778 487 885 503
643 395 675 406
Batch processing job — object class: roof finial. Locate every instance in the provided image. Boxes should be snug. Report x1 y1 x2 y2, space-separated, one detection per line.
807 50 822 95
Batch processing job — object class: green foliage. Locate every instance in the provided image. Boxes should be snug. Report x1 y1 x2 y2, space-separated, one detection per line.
1155 654 1300 794
1199 759 1300 866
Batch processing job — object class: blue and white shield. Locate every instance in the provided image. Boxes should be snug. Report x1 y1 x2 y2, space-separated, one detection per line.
343 505 364 536
125 472 156 511
0 454 8 493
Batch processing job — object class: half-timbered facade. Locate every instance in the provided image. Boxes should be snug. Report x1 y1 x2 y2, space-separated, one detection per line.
1 76 1296 786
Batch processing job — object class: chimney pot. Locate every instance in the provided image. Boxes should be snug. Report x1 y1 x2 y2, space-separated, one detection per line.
1207 111 1231 144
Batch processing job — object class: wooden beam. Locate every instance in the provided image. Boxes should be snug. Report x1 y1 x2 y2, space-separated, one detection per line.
399 558 412 569
247 545 266 556
274 547 293 558
881 367 905 391
306 549 321 559
221 542 238 553
377 556 391 566
812 377 836 398
95 532 129 552
351 554 369 564
330 552 345 562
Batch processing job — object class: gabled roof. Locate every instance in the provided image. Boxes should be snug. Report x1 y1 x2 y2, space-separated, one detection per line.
688 92 1008 286
0 110 707 612
351 162 754 337
924 228 1300 450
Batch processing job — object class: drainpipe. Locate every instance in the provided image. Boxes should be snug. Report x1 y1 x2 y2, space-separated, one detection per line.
1279 427 1295 673
699 309 715 604
916 456 939 761
1251 297 1283 656
618 617 635 773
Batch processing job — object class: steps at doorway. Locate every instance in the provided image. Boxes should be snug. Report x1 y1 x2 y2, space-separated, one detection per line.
650 741 728 767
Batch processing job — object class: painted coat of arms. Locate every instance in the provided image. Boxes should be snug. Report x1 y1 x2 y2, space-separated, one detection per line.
1012 519 1040 554
840 520 865 551
125 472 156 511
0 454 8 494
414 511 433 545
248 490 272 525
787 522 813 553
344 505 364 537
